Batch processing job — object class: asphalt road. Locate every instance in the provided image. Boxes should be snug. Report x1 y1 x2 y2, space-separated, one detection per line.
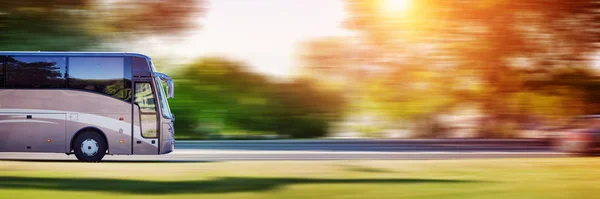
0 139 566 162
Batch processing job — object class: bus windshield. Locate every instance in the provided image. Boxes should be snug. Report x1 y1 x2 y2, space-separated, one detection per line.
155 76 173 119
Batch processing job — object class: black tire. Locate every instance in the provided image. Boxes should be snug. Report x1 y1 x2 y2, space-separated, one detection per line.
73 131 107 162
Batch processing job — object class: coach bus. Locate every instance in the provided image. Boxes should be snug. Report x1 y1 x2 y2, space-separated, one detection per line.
0 52 175 162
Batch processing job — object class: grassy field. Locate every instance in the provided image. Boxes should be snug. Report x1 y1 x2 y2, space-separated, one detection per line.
0 158 599 199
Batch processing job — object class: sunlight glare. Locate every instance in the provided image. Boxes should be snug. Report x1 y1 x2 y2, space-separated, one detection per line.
382 0 412 13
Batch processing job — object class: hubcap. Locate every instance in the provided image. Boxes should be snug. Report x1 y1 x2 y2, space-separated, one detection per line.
81 139 99 156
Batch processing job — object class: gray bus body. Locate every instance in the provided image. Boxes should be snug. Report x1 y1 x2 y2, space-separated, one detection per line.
0 52 175 160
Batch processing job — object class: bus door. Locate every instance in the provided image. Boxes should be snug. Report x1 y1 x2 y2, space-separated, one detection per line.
132 80 160 154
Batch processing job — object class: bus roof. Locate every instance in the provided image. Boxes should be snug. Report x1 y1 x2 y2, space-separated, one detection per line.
0 51 151 59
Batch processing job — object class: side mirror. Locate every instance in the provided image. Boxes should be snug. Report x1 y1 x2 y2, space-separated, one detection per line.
166 79 174 99
154 72 175 99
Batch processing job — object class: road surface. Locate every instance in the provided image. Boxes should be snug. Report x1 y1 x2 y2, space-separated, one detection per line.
0 139 565 162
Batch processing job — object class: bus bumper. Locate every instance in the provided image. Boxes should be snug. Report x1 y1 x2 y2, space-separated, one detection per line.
160 139 174 154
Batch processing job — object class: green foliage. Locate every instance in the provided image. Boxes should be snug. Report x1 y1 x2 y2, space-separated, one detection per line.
0 2 95 50
0 0 203 50
170 58 344 139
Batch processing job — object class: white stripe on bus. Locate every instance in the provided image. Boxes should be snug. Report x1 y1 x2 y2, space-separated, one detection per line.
0 119 57 124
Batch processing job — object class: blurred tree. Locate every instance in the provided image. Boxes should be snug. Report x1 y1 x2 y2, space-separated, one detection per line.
300 0 600 137
89 0 204 36
299 37 356 89
270 79 345 138
171 58 344 139
0 1 93 50
0 0 203 50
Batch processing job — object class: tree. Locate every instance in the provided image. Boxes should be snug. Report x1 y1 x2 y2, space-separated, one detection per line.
88 0 204 36
170 58 344 139
0 0 204 50
302 0 600 137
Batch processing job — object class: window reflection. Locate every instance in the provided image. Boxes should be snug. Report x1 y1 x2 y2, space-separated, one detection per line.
0 56 4 88
155 77 172 118
135 82 156 113
135 82 158 138
68 57 131 100
5 56 66 88
141 115 158 138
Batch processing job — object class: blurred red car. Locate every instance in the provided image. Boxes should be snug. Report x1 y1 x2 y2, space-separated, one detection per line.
555 115 600 155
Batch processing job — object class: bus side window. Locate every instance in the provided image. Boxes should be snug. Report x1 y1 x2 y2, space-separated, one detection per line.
68 57 130 101
5 56 66 89
134 83 156 113
0 56 4 88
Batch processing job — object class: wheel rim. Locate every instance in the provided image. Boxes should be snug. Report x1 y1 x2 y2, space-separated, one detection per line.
81 138 99 157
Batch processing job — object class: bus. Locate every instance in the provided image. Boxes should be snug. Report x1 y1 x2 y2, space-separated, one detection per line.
0 52 175 162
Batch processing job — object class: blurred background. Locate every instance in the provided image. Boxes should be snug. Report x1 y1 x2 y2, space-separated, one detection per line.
1 0 599 140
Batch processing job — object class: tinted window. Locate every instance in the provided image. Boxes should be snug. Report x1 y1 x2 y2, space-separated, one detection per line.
5 56 66 88
0 56 4 88
68 57 131 101
133 56 151 77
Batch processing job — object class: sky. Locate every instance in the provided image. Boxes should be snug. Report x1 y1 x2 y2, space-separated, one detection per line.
137 0 350 77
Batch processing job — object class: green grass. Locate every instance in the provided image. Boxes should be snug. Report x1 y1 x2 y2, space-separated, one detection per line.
0 158 599 198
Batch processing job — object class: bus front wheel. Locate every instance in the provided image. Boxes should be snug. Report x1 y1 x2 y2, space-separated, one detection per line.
73 131 107 162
